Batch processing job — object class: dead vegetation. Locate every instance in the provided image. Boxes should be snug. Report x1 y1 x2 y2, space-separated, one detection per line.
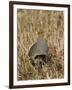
17 9 64 80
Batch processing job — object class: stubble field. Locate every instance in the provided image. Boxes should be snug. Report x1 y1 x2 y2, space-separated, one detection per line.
17 9 64 80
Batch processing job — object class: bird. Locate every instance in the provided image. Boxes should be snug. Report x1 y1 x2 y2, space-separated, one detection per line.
28 37 48 69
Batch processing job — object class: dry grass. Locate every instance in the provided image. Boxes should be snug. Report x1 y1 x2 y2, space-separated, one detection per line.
17 9 64 80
